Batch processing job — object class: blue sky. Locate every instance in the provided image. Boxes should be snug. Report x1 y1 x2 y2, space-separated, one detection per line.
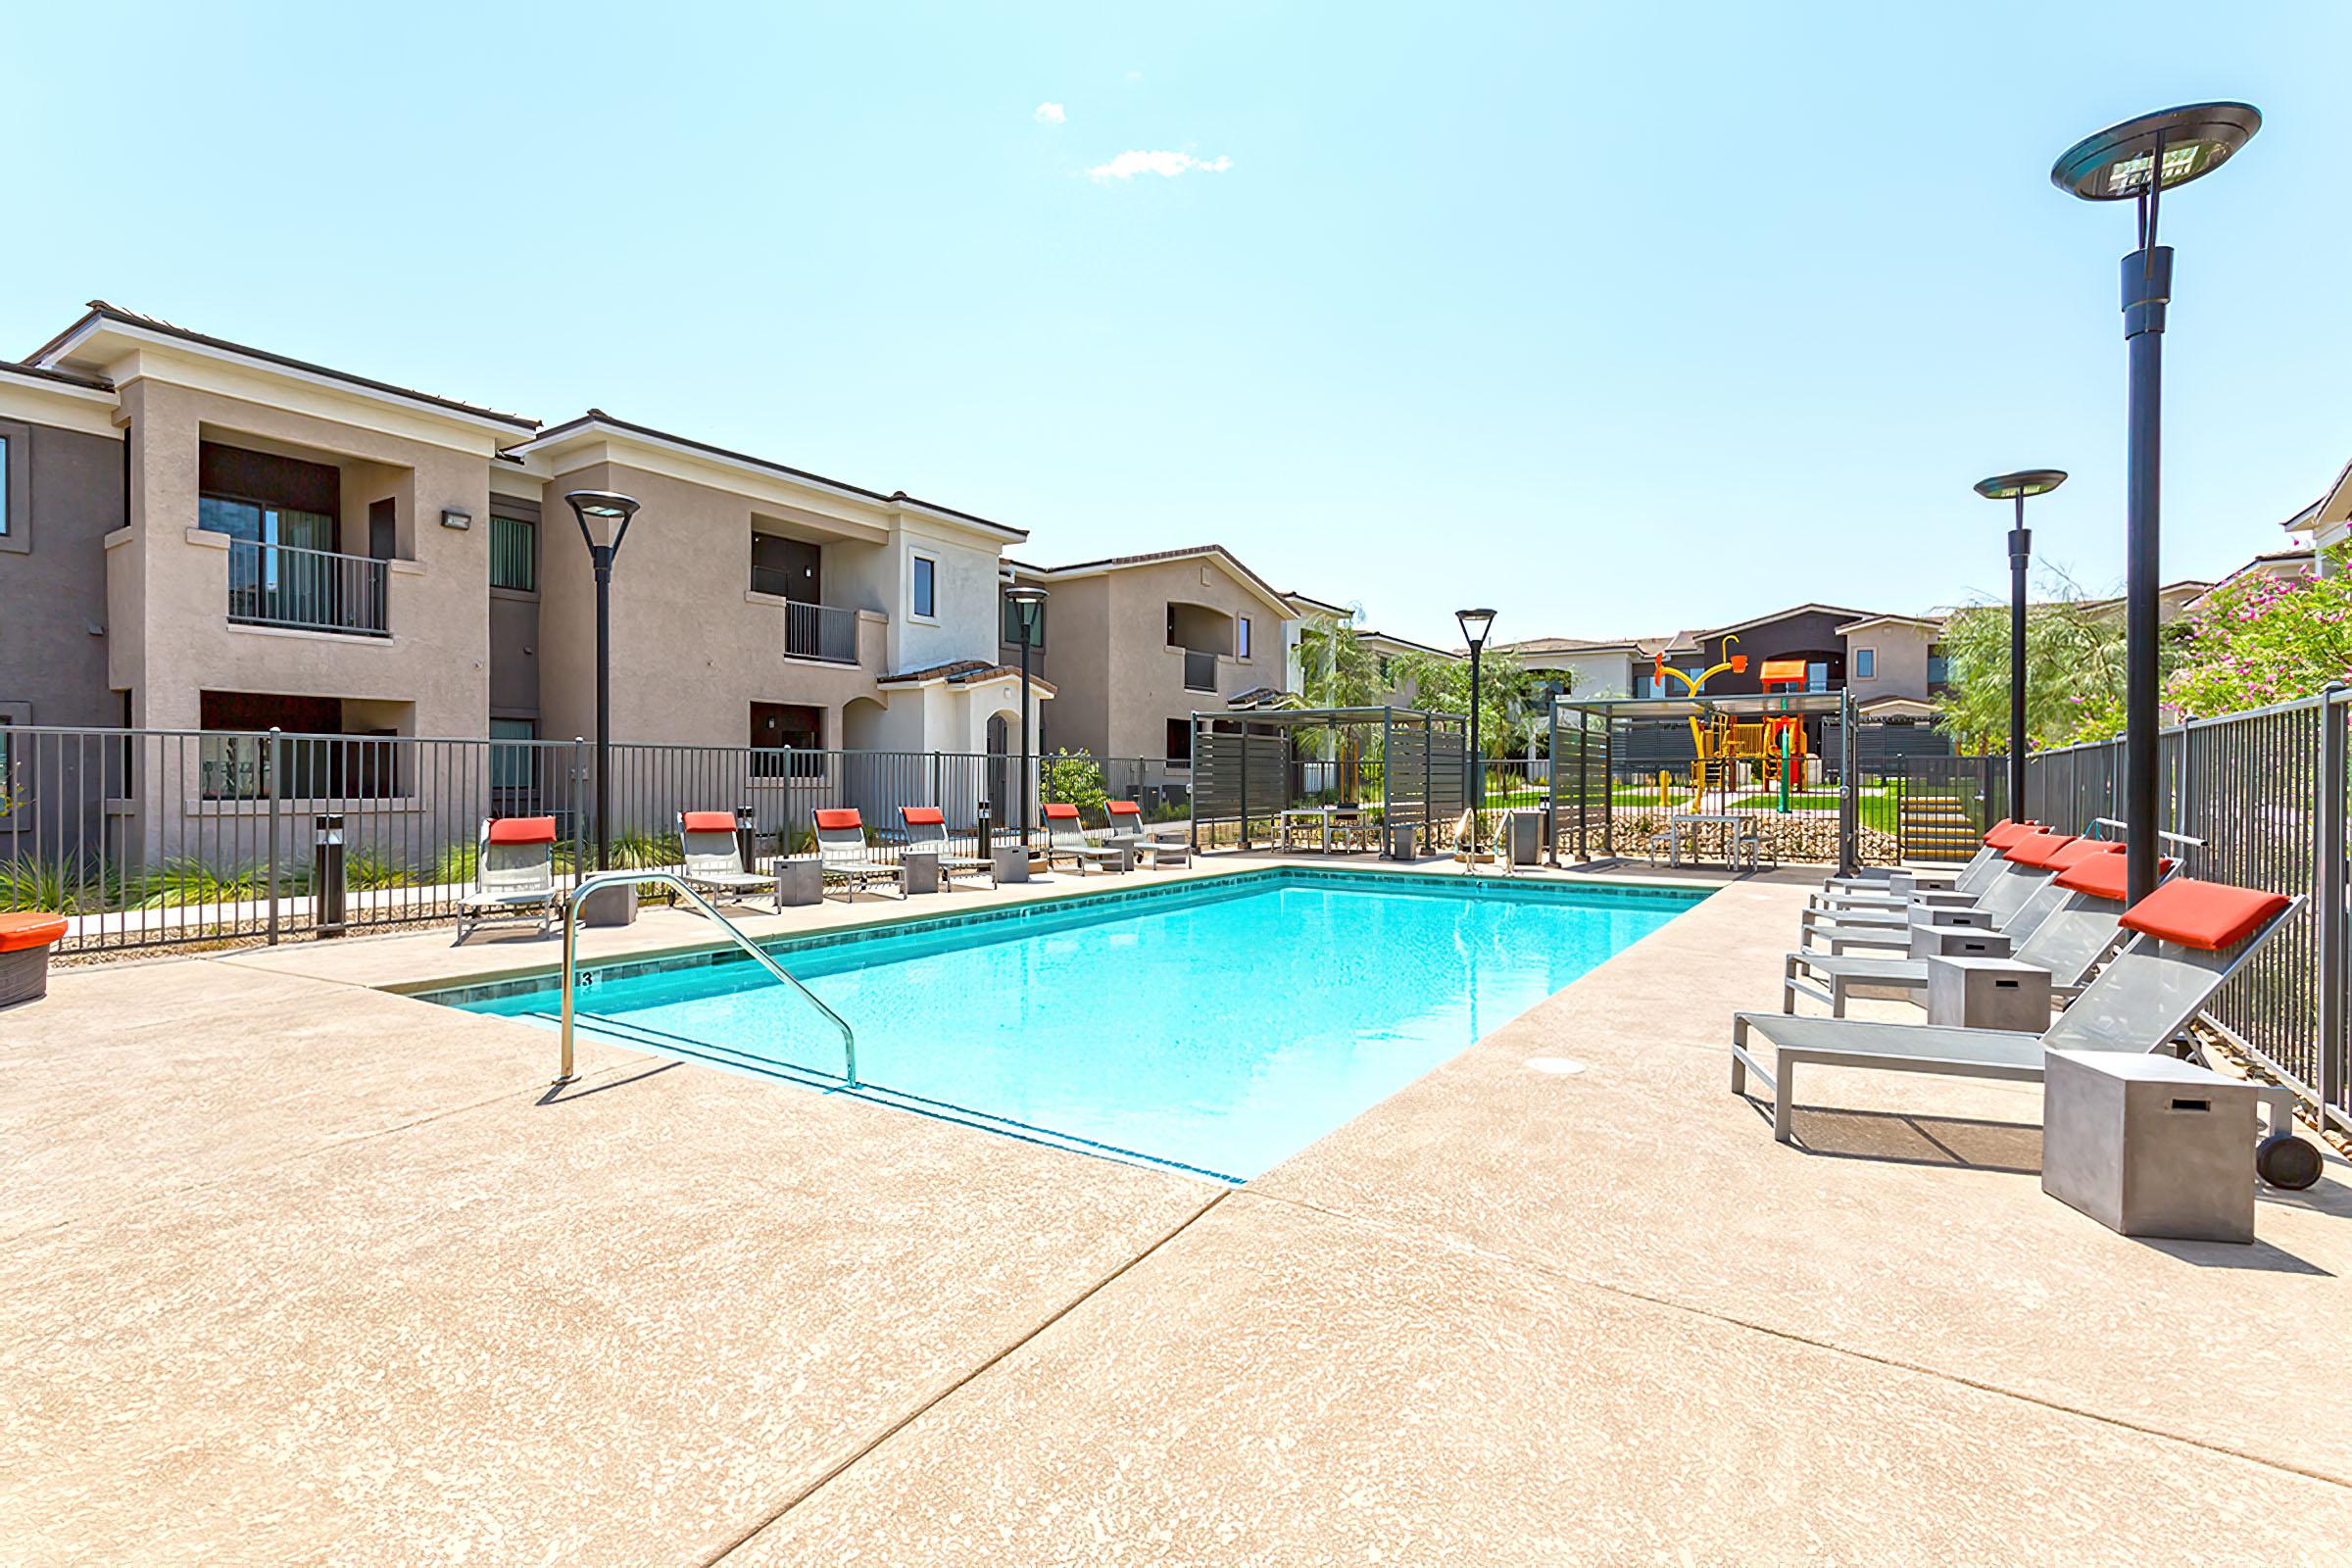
8 2 2346 648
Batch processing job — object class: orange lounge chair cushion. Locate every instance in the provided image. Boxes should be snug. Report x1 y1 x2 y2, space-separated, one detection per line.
2000 831 2080 869
2120 878 2290 951
1041 803 1081 820
813 809 862 831
901 807 946 826
487 816 558 845
2053 853 2173 902
1983 820 2041 850
0 913 69 953
1106 801 1143 818
2046 838 2126 868
680 811 737 833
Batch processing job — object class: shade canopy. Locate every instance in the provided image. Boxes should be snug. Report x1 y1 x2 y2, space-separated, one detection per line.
2050 103 2260 201
1974 469 2069 501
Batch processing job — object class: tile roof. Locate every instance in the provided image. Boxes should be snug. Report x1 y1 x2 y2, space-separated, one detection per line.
877 660 1056 695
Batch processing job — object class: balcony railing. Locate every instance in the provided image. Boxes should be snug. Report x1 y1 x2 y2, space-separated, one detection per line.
1182 648 1219 693
227 540 389 637
749 569 860 663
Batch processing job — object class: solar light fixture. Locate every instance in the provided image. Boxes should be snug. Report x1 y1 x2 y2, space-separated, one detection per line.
2052 101 2258 905
1974 470 2068 818
1455 609 1497 835
564 490 645 873
1004 585 1049 849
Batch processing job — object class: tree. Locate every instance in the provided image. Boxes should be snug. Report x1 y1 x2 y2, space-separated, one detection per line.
1390 646 1536 757
2166 549 2352 718
1934 567 2180 751
1042 751 1108 814
1287 612 1382 711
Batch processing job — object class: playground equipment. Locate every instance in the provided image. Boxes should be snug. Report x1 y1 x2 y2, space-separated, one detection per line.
1651 638 1812 810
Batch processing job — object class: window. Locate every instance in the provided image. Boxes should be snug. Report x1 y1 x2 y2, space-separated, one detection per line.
1854 648 1876 680
1002 592 1046 649
0 432 10 536
490 514 536 591
1928 646 1950 686
911 554 937 618
0 418 30 553
0 714 13 811
489 717 537 803
1166 718 1192 766
1237 616 1251 658
751 701 826 778
1805 662 1830 694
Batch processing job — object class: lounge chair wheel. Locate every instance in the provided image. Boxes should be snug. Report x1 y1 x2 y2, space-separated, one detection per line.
2255 1133 2323 1192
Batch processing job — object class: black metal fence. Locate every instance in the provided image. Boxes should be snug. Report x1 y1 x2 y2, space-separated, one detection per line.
2023 692 2349 1136
0 725 1180 956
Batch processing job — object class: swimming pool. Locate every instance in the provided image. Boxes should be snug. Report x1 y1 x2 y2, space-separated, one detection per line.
440 869 1699 1181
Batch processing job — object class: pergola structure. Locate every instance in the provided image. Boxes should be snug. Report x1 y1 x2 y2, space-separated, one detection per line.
1187 706 1468 856
1547 689 1862 874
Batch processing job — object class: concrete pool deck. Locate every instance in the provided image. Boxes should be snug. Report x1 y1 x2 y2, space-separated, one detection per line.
4 857 2348 1563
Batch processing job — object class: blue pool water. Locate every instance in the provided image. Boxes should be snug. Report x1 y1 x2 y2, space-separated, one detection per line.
448 871 1696 1180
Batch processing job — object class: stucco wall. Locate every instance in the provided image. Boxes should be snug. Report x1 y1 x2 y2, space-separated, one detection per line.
535 460 888 751
115 379 493 738
1101 559 1279 760
1843 623 1936 704
0 408 124 730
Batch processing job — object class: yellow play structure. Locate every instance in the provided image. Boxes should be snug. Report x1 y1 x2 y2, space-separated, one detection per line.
1650 636 1811 811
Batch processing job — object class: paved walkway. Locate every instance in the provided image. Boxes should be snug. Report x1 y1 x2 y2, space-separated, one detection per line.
3 859 2347 1564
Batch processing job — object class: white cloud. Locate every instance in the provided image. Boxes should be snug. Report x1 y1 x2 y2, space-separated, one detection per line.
1033 102 1066 124
1087 150 1234 181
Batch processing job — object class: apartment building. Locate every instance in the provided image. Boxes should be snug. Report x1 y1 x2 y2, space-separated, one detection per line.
998 545 1295 769
0 303 1044 852
1276 590 1458 710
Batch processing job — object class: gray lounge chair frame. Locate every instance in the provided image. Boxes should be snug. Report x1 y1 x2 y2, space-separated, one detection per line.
1733 894 2304 1142
1801 853 2060 949
815 812 907 902
676 811 778 912
1042 806 1125 874
1103 802 1189 868
457 817 563 942
1783 879 2140 1016
901 807 995 889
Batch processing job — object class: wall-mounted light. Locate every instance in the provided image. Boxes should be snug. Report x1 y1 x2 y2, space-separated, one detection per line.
440 508 472 530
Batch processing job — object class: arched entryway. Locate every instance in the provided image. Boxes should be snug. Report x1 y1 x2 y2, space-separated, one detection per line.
985 711 1013 833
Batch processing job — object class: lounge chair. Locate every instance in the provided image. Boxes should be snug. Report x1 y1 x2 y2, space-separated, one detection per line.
1103 801 1190 868
1732 876 2304 1144
677 810 776 911
1815 818 2041 898
1041 803 1126 874
1782 847 2166 1016
900 805 994 889
1799 831 2100 954
457 815 563 941
813 808 906 901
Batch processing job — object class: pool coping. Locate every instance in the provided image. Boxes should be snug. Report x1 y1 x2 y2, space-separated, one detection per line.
405 862 1711 1008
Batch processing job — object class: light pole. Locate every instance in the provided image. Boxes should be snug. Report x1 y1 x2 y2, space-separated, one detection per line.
1456 608 1496 830
1005 585 1049 850
1973 470 2067 823
2052 102 2259 905
564 490 642 873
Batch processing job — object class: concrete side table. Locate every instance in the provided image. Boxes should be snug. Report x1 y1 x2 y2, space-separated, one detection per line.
1924 956 2050 1031
774 858 823 907
902 849 940 895
1907 924 2014 960
1911 902 1994 930
991 845 1031 885
579 881 638 927
2043 1051 2262 1243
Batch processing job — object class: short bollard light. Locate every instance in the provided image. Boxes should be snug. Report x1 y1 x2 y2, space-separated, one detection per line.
314 814 347 938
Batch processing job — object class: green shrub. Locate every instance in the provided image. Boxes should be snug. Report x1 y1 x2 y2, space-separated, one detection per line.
0 857 87 913
1043 752 1109 816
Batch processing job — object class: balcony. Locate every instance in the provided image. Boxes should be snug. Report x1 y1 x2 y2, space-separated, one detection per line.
750 567 860 664
1182 648 1219 693
227 540 389 638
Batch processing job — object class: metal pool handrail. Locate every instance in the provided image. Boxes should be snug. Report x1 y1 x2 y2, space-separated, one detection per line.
555 870 858 1088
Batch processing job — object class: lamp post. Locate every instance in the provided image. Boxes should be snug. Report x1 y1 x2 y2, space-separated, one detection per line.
1973 470 2067 822
1456 608 1496 829
564 490 642 873
2052 102 2259 905
1004 584 1049 850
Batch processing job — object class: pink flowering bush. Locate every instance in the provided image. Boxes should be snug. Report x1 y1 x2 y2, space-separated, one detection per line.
2167 548 2352 717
